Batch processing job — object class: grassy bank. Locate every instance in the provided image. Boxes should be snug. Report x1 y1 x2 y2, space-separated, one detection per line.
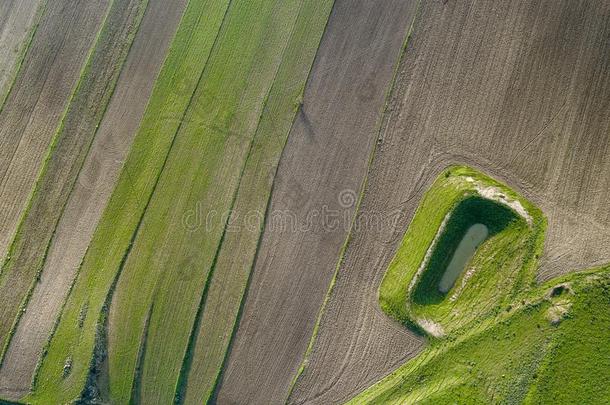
348 167 610 403
379 166 544 336
351 268 610 404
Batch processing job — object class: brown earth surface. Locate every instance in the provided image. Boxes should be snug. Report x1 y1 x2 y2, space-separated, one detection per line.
0 0 187 399
215 0 419 403
0 0 44 106
0 0 109 269
289 0 610 402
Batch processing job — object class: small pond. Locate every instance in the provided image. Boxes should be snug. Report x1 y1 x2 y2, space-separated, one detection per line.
438 223 489 293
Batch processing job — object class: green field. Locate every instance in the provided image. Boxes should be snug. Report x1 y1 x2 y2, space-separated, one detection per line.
349 167 610 403
26 0 332 403
177 0 333 401
108 0 332 403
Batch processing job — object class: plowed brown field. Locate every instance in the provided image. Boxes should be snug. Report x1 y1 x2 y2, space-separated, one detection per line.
0 0 44 107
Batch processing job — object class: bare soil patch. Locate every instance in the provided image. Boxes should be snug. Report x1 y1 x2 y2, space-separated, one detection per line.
0 0 44 107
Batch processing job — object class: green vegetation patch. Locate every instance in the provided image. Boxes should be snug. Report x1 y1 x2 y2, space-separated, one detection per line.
178 0 334 402
25 0 334 403
380 166 544 337
351 270 610 404
107 1 333 403
525 274 610 403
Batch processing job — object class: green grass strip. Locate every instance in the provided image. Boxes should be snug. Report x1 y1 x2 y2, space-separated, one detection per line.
174 0 334 401
378 166 544 335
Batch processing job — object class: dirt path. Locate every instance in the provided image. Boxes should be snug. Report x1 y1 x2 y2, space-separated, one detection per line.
0 0 187 399
214 1 419 403
290 1 610 402
0 0 44 107
0 0 109 268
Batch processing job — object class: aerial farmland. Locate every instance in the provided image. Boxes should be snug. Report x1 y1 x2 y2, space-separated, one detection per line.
0 0 608 404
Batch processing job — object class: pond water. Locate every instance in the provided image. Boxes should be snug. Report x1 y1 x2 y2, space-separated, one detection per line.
438 223 489 293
